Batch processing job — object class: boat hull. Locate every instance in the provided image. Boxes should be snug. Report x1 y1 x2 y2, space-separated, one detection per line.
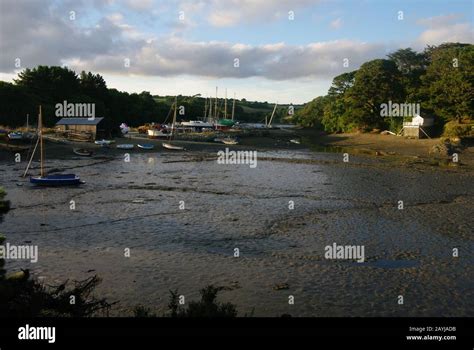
147 129 168 138
137 144 154 150
162 143 184 150
30 174 82 186
116 144 134 150
73 148 93 156
222 140 238 145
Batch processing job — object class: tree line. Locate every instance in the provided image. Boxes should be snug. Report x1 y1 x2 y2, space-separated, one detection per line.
293 43 473 134
0 67 289 134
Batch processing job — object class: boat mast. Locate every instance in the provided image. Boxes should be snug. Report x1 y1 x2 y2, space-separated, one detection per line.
267 103 278 128
208 97 212 121
39 105 44 177
171 96 177 141
231 93 236 121
214 87 218 121
224 89 227 119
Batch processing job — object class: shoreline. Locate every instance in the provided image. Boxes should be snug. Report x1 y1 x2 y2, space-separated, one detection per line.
2 129 473 172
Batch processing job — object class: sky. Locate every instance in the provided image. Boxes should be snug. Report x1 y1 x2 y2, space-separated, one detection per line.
0 0 472 104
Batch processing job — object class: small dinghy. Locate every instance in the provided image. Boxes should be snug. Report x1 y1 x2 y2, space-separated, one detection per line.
116 144 134 150
162 142 184 150
30 174 82 186
8 132 23 140
289 139 301 144
222 138 238 145
95 139 114 146
137 144 154 150
73 148 93 156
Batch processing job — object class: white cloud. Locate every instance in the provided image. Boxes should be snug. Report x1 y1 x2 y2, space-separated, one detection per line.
416 14 462 28
178 0 319 27
66 37 384 80
125 0 154 11
416 14 473 47
330 17 343 29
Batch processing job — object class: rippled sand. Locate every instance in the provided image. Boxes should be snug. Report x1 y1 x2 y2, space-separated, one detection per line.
1 147 473 316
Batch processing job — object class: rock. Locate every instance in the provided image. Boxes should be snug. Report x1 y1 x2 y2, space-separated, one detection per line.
273 283 290 291
429 143 450 157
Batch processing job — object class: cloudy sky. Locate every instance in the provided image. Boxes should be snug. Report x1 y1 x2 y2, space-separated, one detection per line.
0 0 472 103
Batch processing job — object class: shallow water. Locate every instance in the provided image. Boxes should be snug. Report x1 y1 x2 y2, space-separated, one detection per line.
1 147 473 316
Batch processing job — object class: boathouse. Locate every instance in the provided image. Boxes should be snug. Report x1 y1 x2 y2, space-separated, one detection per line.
55 117 104 141
399 114 434 138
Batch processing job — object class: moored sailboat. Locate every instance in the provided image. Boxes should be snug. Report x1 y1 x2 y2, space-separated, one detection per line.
162 96 185 151
26 106 82 186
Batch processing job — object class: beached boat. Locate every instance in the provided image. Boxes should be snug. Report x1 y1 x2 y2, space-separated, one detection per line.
7 132 23 140
215 119 235 130
95 139 114 146
147 128 168 138
181 120 214 129
30 174 82 186
137 144 154 150
222 138 238 145
162 97 185 151
116 144 134 150
25 106 82 186
162 142 184 150
73 148 93 156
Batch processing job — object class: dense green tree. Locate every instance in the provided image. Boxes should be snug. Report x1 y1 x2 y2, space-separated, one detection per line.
328 71 356 96
14 66 81 104
420 44 473 121
0 82 38 127
321 71 357 132
344 59 405 130
293 96 329 128
387 48 427 100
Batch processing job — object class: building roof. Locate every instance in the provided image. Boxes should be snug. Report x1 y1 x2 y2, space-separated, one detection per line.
56 117 104 126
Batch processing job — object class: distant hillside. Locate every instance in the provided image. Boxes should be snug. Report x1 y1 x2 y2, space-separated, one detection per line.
0 65 301 132
152 95 302 124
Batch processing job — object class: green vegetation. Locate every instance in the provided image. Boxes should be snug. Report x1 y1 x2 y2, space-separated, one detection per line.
0 68 299 133
134 285 238 317
442 120 474 138
294 43 473 134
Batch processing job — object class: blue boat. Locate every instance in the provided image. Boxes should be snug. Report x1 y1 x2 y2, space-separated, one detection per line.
137 143 154 150
26 106 82 186
30 174 82 186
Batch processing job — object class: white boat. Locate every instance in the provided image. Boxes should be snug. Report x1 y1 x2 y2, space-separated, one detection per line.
162 97 185 151
95 139 114 145
116 144 134 149
222 138 238 145
290 139 301 144
147 129 168 138
162 142 184 150
180 120 214 128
